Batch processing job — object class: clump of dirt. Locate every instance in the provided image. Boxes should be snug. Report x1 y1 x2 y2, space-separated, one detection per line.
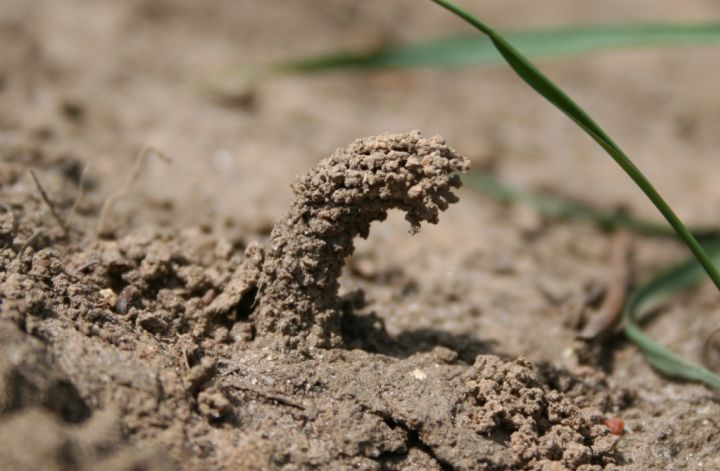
211 348 623 470
253 131 470 350
0 140 626 470
463 356 618 470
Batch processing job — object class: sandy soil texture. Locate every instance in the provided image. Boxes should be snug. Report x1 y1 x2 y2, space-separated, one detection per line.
2 0 720 470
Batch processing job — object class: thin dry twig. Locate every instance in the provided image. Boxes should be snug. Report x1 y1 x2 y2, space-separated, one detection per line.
578 229 632 340
183 348 192 370
16 229 42 259
75 258 101 273
702 326 720 372
230 384 305 410
97 146 171 236
29 170 69 239
67 162 91 228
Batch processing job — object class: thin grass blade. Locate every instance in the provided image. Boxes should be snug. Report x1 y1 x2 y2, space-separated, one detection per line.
431 0 720 297
463 170 720 239
432 0 720 387
280 23 720 72
467 168 720 387
623 240 720 389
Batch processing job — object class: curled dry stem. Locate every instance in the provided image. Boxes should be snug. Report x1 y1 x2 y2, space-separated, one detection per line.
579 229 632 340
29 170 69 239
97 146 171 237
252 131 469 350
703 326 720 372
66 162 91 228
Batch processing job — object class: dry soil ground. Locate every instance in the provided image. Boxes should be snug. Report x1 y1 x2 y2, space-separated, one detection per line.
2 1 720 470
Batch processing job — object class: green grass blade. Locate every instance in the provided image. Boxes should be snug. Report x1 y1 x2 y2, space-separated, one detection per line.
623 240 720 389
431 0 720 296
280 23 720 72
467 167 720 387
466 168 720 386
463 170 720 239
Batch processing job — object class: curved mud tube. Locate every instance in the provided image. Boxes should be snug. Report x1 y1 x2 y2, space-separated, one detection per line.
253 131 470 350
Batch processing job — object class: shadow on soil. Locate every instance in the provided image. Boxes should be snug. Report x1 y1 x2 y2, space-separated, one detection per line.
342 310 505 363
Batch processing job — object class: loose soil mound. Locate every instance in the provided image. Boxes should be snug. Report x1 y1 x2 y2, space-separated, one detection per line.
1 144 622 470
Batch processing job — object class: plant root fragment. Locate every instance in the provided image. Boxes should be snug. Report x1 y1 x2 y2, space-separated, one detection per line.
578 230 632 340
253 131 470 350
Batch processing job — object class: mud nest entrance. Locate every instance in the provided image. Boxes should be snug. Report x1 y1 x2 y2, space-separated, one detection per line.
251 131 470 350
